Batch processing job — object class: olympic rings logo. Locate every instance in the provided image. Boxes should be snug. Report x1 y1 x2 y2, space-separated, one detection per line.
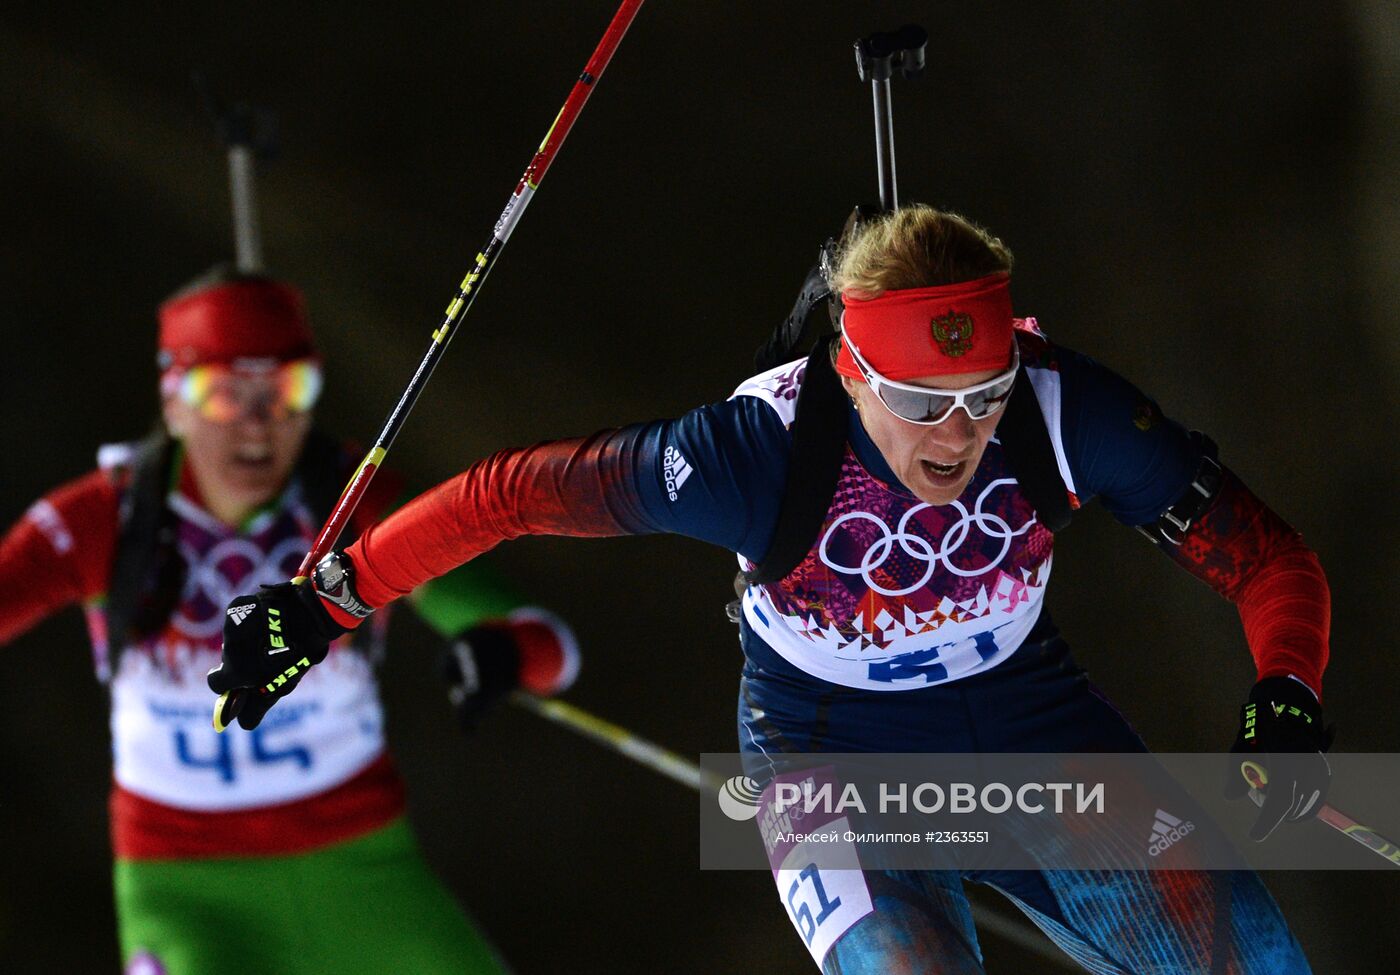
171 535 307 640
818 478 1037 596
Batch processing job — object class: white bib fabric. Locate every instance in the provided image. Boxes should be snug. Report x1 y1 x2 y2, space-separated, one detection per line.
734 357 1059 692
98 485 387 811
109 645 385 811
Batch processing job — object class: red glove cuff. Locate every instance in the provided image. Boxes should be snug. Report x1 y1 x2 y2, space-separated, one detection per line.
506 608 580 696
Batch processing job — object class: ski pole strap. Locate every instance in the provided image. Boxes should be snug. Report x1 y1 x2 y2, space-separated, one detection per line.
996 366 1074 533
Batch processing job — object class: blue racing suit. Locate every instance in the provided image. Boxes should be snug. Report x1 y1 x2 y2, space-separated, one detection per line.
347 329 1322 973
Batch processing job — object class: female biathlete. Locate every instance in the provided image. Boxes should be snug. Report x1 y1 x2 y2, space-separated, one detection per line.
211 207 1330 973
0 268 578 974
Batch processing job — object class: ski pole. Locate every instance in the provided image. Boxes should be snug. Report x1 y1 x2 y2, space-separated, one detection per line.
214 0 646 730
1241 761 1400 867
510 692 723 793
853 24 927 211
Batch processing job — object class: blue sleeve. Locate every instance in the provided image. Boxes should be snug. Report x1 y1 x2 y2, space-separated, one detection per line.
1057 347 1200 526
624 395 790 561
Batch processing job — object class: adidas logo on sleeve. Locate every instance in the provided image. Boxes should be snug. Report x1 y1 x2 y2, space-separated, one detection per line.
663 445 694 501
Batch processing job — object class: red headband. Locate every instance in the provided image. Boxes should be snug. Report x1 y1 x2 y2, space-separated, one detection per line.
158 278 315 370
835 272 1014 380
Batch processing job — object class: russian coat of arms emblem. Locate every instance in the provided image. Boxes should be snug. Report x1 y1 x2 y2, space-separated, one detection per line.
930 311 975 357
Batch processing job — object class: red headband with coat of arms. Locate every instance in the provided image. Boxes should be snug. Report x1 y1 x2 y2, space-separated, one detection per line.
835 272 1014 381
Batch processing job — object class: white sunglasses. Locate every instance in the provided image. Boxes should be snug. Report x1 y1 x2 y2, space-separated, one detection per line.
844 334 1019 425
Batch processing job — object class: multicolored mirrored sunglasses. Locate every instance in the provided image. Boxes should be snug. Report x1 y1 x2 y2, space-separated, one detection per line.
175 358 324 423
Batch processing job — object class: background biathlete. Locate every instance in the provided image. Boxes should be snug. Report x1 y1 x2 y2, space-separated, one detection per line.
210 206 1330 973
0 267 579 975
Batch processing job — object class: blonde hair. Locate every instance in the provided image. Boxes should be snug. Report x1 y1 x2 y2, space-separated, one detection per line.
830 204 1014 299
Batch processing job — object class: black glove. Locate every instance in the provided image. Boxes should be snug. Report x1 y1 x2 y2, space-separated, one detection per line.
1225 676 1334 841
208 580 348 731
441 623 524 731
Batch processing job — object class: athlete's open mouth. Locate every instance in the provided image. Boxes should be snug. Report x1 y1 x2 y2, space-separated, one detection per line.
233 445 274 468
921 459 963 480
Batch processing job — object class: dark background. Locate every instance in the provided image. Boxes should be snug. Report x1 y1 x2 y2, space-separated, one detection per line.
1 2 1397 972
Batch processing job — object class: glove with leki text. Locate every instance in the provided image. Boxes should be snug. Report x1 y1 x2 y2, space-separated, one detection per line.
442 608 580 730
208 551 371 731
1225 676 1335 841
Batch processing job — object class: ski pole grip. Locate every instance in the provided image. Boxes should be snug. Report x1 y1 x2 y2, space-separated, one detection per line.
213 688 245 732
1241 760 1269 790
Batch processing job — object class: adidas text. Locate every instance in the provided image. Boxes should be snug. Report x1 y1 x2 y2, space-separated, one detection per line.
1148 808 1195 857
663 445 694 501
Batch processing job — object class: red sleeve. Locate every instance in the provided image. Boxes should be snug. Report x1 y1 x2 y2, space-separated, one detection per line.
0 470 120 645
345 432 644 610
1161 468 1329 698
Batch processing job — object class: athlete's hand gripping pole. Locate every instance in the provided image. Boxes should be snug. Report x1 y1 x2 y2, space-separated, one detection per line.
1223 676 1333 840
212 0 648 731
209 578 351 731
1241 762 1400 867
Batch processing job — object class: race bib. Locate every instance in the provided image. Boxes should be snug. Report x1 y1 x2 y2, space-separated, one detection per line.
759 768 874 968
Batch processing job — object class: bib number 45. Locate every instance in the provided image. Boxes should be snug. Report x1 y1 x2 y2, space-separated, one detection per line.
175 725 312 784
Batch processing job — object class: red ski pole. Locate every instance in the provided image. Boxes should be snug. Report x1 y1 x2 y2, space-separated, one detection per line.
215 0 647 731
